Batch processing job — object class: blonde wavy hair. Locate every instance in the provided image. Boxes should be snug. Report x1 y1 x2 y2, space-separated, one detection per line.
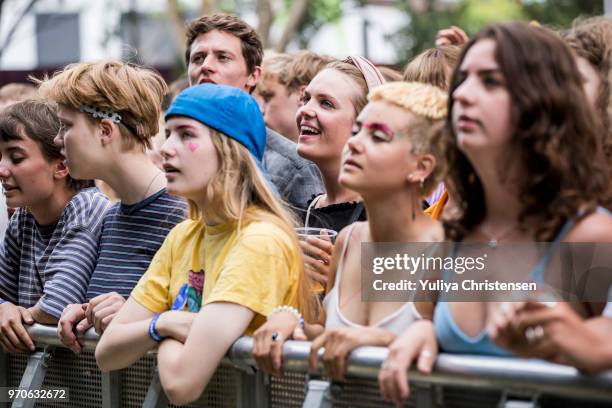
403 46 460 91
187 130 319 323
37 60 167 151
323 61 369 115
367 81 448 195
282 51 336 93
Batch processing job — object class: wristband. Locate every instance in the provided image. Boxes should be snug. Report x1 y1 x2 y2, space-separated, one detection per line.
0 299 4 305
268 305 304 329
148 313 165 342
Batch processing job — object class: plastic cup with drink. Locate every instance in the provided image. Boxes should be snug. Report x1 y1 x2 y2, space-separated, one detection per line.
295 227 338 293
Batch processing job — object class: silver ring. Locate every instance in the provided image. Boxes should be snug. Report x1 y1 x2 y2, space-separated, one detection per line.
525 325 544 342
420 349 433 358
271 331 280 342
532 325 544 339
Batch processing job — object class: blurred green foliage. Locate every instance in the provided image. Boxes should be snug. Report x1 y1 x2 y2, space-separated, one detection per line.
392 0 604 65
280 0 344 48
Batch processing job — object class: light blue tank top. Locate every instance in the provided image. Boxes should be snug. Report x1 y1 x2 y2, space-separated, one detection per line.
433 210 599 356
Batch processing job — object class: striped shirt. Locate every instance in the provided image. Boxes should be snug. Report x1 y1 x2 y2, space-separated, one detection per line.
86 189 186 299
0 188 111 318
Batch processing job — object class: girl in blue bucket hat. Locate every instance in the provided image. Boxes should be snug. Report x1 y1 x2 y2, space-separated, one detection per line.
97 84 317 405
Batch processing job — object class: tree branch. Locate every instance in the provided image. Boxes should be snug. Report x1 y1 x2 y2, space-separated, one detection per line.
256 0 274 48
0 0 39 60
167 0 187 62
200 0 219 15
275 0 310 52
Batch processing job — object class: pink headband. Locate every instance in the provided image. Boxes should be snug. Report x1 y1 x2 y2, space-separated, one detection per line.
343 55 386 91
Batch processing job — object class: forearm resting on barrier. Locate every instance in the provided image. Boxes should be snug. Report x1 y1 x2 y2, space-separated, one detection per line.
95 297 157 372
8 323 612 405
157 302 253 406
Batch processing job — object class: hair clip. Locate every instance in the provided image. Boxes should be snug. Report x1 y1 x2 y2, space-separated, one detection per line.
80 104 122 123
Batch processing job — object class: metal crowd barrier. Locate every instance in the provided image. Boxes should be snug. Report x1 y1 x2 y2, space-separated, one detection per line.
0 323 611 407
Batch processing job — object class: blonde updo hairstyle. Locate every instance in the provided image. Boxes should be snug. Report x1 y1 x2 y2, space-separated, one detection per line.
367 81 448 195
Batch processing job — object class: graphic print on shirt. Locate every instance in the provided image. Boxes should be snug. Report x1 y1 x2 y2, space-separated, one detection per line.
171 269 205 313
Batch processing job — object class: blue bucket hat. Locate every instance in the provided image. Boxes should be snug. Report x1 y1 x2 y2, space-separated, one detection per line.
165 83 266 162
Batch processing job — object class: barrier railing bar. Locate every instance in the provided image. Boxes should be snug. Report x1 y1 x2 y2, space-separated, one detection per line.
254 371 271 407
18 324 612 404
230 337 612 402
414 383 435 408
501 401 536 408
142 366 168 408
236 370 255 408
11 346 53 408
0 350 8 408
301 379 332 408
101 371 121 408
235 370 270 408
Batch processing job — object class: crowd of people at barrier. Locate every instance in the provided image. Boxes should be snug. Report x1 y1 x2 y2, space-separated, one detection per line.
0 11 612 407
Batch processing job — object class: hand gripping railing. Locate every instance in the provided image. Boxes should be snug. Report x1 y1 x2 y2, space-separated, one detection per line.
229 337 612 407
1 324 612 408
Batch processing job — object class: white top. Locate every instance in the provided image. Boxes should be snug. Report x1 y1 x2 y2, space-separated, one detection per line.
323 224 421 336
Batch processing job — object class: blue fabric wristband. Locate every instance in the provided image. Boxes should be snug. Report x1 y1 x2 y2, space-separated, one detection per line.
148 313 165 342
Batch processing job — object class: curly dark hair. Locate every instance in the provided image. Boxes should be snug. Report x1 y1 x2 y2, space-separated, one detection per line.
444 22 612 242
184 13 263 75
564 16 612 160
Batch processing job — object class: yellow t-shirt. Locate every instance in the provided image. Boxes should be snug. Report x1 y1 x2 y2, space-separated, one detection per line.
131 212 300 335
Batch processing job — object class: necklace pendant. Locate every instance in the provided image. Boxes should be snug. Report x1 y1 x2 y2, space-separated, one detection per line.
488 239 498 248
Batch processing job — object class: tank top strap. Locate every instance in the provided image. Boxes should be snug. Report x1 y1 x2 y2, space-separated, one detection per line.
332 223 357 289
304 194 324 228
526 218 572 283
531 206 612 282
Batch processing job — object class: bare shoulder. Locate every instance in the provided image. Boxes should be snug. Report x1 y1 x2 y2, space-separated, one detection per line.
326 222 366 294
335 221 366 249
566 210 612 243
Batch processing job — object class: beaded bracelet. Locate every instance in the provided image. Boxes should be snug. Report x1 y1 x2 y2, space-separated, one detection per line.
268 305 304 329
148 313 165 342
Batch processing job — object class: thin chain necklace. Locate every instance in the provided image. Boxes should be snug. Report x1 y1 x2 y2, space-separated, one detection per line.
479 223 519 248
140 171 163 202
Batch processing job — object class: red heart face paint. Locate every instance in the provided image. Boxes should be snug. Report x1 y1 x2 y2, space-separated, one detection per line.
187 142 200 152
